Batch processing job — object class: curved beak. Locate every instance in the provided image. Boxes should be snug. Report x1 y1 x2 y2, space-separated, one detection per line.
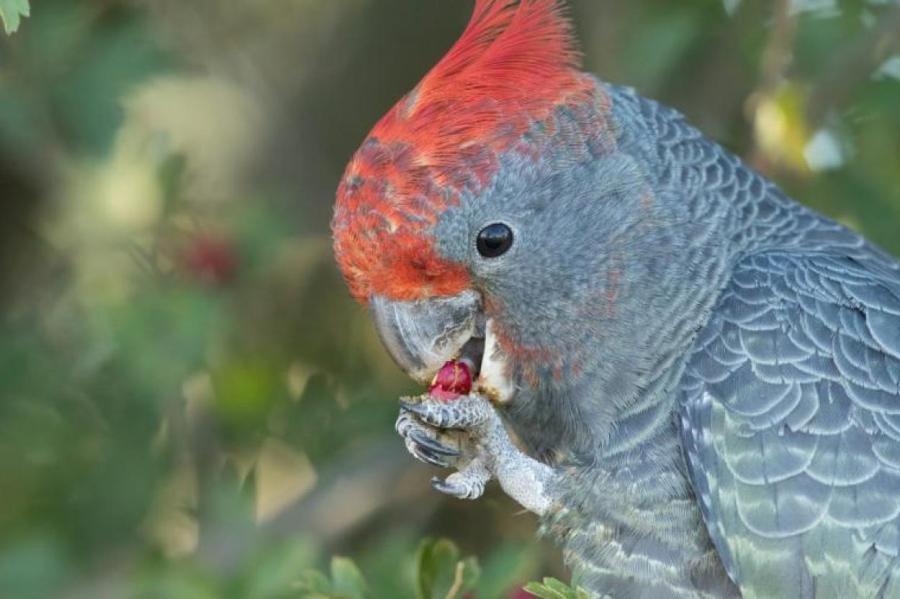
370 290 482 384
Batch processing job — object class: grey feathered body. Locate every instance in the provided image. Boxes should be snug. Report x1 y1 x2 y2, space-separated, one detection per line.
497 84 900 598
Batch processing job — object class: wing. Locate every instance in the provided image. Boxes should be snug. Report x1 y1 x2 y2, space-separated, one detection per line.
680 251 900 598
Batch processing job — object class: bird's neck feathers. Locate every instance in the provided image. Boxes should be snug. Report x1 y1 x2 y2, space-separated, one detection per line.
505 86 834 460
493 87 761 459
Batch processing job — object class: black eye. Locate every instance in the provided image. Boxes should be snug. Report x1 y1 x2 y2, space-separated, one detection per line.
476 223 514 258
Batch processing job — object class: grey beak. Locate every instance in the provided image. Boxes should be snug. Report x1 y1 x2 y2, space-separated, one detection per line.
370 290 481 384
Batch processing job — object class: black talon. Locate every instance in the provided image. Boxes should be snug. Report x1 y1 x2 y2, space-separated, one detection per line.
400 399 457 429
431 476 454 493
431 476 465 498
413 446 449 468
399 399 427 416
395 413 414 435
409 429 460 457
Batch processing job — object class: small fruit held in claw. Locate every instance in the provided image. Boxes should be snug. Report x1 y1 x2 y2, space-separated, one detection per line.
428 360 472 401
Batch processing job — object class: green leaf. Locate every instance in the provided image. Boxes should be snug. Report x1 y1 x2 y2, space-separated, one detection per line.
522 578 590 599
330 557 367 599
414 538 479 599
292 557 367 599
451 557 480 599
295 570 333 595
243 539 318 599
543 579 573 593
522 582 567 599
356 531 419 598
0 0 29 34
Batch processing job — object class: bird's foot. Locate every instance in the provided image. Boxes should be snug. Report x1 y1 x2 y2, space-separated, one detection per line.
397 393 558 515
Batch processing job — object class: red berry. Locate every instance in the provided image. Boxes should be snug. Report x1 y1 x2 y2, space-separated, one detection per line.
428 360 472 401
182 234 238 286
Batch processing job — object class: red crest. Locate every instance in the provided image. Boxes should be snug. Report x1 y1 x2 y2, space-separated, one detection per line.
333 0 594 303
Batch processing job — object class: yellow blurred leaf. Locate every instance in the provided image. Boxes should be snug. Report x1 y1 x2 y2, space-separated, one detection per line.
753 83 813 174
255 437 316 523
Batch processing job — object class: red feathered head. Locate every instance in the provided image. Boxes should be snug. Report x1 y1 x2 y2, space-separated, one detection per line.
332 0 594 303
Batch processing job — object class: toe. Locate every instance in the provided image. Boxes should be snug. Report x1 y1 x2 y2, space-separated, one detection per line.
431 474 484 500
407 440 451 468
409 428 461 457
399 399 449 428
431 476 468 498
400 395 490 430
395 411 416 436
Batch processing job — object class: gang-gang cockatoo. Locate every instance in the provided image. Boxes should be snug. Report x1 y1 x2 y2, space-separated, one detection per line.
331 1 900 596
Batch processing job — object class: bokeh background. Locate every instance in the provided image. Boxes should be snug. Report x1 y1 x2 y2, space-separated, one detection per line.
1 0 899 597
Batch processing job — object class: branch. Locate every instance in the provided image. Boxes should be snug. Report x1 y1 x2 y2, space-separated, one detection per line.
748 0 797 169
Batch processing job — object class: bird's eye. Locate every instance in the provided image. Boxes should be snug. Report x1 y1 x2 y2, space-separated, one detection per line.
476 223 514 258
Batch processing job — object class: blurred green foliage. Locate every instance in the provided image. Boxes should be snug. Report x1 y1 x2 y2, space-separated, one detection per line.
294 538 541 599
0 0 898 597
0 0 29 34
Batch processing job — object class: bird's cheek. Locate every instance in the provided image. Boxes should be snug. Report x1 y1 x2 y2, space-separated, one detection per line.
474 318 516 405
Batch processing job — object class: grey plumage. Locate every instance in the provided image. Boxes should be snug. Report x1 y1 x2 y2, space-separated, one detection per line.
681 253 900 597
530 84 900 598
349 69 900 596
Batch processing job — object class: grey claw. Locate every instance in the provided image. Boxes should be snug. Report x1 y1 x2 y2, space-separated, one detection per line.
400 395 490 430
431 475 479 500
400 398 455 429
395 412 414 436
412 445 450 468
431 476 463 496
399 399 425 416
409 429 460 457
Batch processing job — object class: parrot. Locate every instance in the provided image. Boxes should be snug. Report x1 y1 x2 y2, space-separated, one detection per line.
331 1 900 596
